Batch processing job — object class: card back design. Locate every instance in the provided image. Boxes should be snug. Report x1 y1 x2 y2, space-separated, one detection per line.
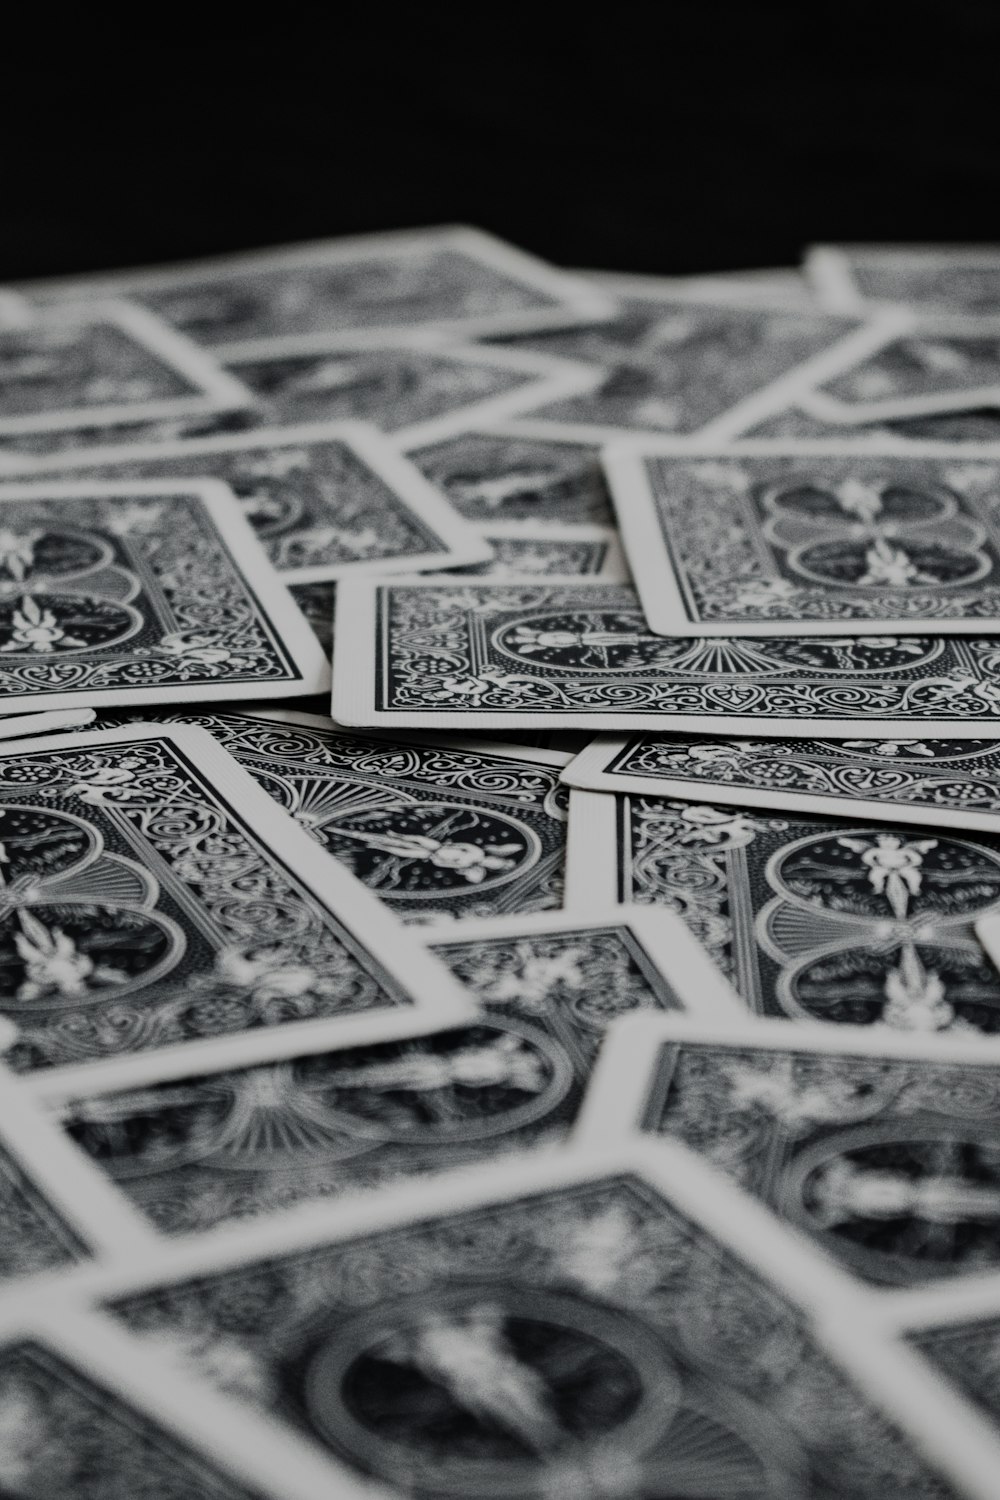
0 481 325 710
333 577 1000 735
606 445 1000 635
489 296 865 437
622 1027 1000 1287
0 302 249 434
21 227 612 352
580 788 1000 1033
0 1336 266 1499
91 1155 959 1499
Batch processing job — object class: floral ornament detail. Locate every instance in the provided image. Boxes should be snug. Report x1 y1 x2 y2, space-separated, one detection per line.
419 670 544 706
0 597 86 653
0 529 42 582
843 740 937 757
13 909 127 1002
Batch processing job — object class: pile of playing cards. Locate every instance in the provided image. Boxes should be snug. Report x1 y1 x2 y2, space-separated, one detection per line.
2 232 1000 1496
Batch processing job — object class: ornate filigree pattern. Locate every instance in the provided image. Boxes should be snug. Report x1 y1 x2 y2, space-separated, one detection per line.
158 714 567 921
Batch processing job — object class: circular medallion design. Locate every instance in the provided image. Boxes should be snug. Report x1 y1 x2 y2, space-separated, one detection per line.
781 1120 1000 1283
305 1284 677 1495
321 803 540 898
769 829 1000 924
0 904 183 1010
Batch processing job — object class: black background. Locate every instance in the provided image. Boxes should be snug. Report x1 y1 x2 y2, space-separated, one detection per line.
6 6 999 282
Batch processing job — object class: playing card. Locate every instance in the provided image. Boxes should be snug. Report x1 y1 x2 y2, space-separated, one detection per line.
0 722 473 1077
402 423 615 525
565 784 1000 1032
805 329 1000 423
440 523 627 580
0 1304 372 1498
808 244 1000 322
563 731 1000 836
604 441 1000 637
8 421 491 581
112 708 572 923
49 1141 982 1498
578 1012 1000 1288
0 478 326 711
0 301 251 435
0 1072 151 1278
332 576 1000 737
220 336 601 445
19 225 615 352
487 284 896 441
30 907 736 1236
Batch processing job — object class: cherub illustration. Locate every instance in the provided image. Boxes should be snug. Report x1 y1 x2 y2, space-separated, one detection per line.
837 833 938 918
332 823 523 883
